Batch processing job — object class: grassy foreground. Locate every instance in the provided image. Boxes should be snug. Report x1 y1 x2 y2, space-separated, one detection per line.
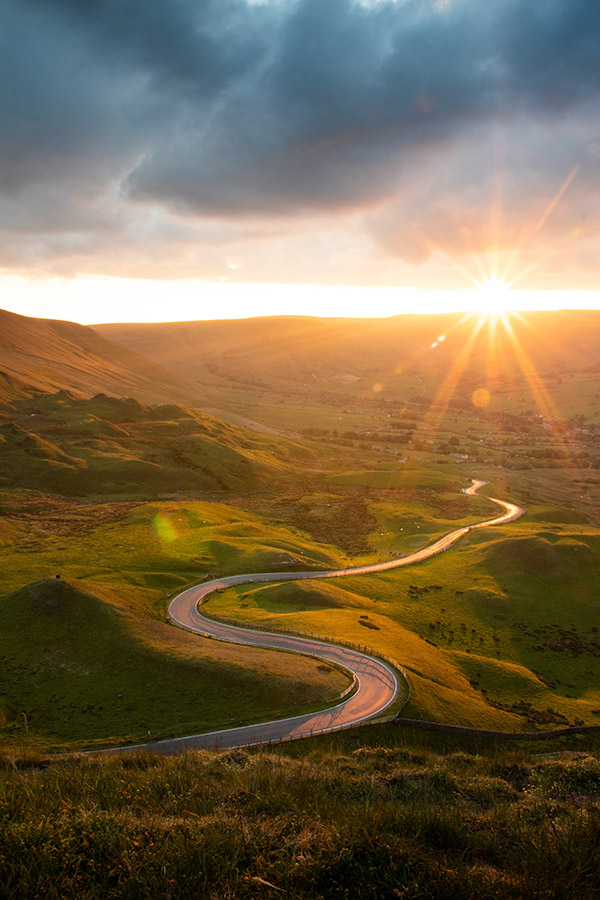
2 725 600 899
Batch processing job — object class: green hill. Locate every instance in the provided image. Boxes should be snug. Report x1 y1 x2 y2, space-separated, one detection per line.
206 519 600 732
2 306 600 750
0 577 348 750
0 391 311 497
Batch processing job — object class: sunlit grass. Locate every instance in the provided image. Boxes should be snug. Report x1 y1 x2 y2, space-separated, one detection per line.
2 727 600 899
0 576 350 750
206 514 600 731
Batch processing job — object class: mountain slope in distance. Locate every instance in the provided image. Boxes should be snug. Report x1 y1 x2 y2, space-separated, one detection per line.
0 308 219 408
96 310 600 393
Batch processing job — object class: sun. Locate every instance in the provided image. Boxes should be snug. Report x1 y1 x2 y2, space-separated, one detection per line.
473 274 513 315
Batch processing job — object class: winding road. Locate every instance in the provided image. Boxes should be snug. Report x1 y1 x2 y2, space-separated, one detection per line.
124 480 524 754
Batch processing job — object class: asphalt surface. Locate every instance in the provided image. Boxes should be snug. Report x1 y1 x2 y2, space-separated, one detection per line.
120 479 524 754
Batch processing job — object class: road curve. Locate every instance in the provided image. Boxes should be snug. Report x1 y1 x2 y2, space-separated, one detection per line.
123 480 524 754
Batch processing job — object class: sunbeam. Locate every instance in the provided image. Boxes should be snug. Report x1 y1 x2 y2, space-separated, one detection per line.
408 313 488 452
493 314 584 467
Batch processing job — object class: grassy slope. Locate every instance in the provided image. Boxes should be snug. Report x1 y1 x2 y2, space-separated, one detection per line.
3 308 600 746
0 490 359 749
206 502 600 731
3 462 599 737
96 310 600 386
0 578 348 750
3 726 600 899
0 470 523 738
0 495 344 619
0 307 211 407
0 391 312 497
97 310 600 425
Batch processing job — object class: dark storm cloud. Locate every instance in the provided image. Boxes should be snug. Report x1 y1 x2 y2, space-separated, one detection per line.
1 0 599 274
501 0 600 110
274 0 495 138
128 0 506 214
35 0 264 99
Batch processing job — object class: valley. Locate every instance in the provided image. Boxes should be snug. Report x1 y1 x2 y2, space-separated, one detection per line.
1 307 600 753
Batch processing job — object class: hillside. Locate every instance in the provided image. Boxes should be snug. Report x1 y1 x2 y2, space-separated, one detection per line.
0 577 347 750
3 727 600 899
2 307 600 749
0 308 218 408
208 521 600 731
96 310 600 423
0 391 310 497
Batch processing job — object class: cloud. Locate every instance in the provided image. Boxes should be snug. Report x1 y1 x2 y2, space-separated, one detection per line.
368 109 600 285
1 0 599 284
126 0 505 214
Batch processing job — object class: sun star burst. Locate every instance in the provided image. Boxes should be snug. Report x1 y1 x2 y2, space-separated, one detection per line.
473 275 513 316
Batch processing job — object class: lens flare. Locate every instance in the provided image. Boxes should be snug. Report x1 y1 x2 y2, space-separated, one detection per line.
154 513 177 543
153 511 190 544
472 387 491 408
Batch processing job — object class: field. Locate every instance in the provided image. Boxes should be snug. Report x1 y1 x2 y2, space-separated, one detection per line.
207 512 600 731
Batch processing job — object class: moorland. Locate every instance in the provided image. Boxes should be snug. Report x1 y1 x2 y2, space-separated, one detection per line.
1 305 600 896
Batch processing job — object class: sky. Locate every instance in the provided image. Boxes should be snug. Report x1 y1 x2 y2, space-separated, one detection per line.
1 0 599 323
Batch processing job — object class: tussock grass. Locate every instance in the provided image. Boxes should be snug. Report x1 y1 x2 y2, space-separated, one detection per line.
2 726 600 898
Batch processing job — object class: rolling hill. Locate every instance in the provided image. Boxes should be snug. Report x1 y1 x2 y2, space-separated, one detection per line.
0 307 219 408
0 577 346 749
96 309 600 405
0 391 310 498
2 305 600 745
